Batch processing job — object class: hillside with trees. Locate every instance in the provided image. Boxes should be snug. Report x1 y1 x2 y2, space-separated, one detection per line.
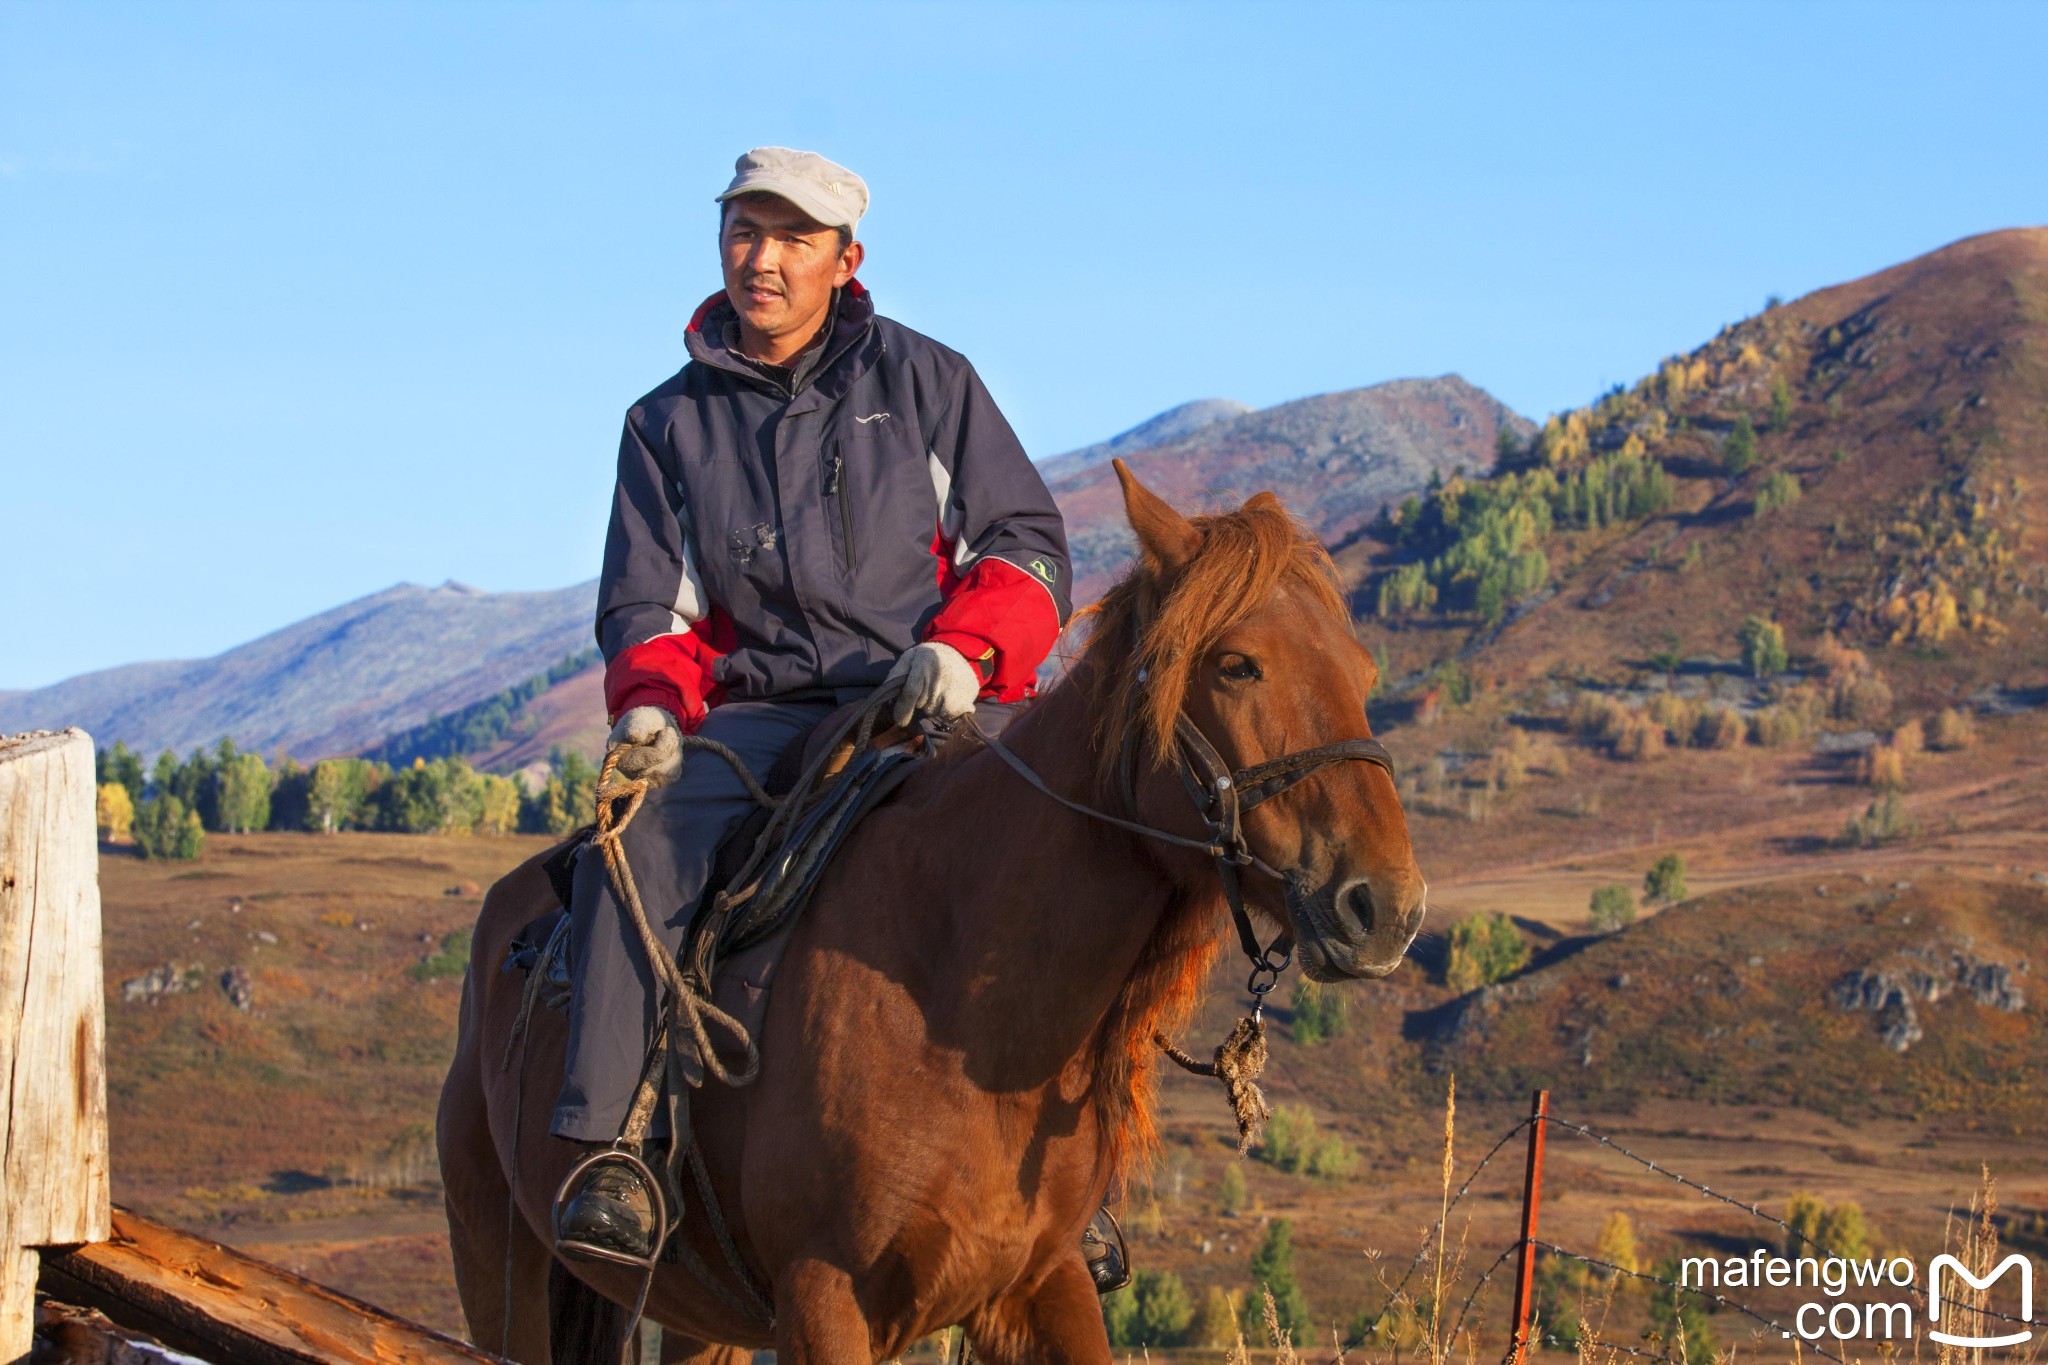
1349 228 2048 721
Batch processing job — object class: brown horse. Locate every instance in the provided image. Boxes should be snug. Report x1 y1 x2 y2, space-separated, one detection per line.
437 463 1426 1364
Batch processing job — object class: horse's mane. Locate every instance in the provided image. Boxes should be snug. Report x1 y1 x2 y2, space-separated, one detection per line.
1062 493 1347 1176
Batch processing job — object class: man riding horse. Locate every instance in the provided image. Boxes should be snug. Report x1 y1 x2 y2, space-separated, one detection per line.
554 147 1092 1271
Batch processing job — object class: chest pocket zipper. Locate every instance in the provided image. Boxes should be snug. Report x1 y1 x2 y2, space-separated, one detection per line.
822 451 857 572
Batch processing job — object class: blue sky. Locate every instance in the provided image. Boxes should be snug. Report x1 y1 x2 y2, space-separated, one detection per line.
4 1 2045 689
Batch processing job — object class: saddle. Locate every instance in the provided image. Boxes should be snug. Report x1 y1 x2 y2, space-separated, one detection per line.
508 695 931 1079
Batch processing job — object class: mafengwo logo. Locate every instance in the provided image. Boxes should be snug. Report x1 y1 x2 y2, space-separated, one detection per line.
1929 1253 2033 1349
1682 1250 2035 1347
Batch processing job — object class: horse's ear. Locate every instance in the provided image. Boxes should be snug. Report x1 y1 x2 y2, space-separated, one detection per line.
1243 490 1283 514
1114 459 1200 574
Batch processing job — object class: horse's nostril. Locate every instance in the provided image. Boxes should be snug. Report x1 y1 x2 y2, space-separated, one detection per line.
1342 881 1376 936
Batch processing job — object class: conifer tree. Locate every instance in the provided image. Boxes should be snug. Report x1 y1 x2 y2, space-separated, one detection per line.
1250 1219 1311 1342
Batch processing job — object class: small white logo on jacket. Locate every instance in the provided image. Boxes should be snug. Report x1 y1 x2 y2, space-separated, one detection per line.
855 412 890 425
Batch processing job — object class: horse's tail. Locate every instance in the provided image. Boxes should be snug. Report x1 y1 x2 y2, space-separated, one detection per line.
549 1257 641 1365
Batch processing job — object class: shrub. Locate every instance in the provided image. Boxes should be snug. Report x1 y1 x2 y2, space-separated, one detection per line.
1101 1281 1139 1345
1572 691 1629 740
1929 707 1976 750
1816 1202 1871 1260
1644 852 1687 904
1103 1269 1193 1347
1784 1193 1871 1259
1217 1161 1247 1216
1646 691 1698 739
411 929 473 981
1749 705 1806 748
1738 616 1788 677
1843 792 1914 848
1723 415 1758 475
1189 1286 1243 1348
1768 375 1794 431
1647 1255 1718 1362
1589 884 1636 933
1862 743 1907 789
133 794 204 861
1444 912 1529 990
1533 1253 1588 1348
1754 469 1802 517
1834 674 1894 726
1289 978 1349 1045
1594 1211 1640 1277
1258 1104 1358 1180
96 782 135 842
1891 718 1925 759
1611 713 1668 761
1693 706 1745 750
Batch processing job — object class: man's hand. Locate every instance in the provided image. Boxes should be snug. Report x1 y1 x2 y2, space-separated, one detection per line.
886 642 982 729
607 706 684 787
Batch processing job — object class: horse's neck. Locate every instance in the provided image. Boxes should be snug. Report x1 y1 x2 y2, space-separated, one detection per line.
906 681 1198 1083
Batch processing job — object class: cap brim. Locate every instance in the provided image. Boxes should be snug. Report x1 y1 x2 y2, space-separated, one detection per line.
715 176 858 233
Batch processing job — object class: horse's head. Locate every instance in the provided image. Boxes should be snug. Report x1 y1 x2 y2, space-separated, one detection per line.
1089 461 1426 983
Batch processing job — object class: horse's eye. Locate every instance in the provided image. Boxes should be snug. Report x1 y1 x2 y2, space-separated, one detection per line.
1219 654 1263 682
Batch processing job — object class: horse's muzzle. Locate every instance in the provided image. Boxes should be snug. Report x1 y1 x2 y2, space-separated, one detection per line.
1291 874 1425 983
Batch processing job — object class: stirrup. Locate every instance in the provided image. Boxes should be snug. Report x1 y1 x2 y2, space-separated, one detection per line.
551 1144 672 1271
1082 1205 1130 1295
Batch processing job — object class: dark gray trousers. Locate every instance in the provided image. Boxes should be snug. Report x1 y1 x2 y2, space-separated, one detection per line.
551 699 833 1140
549 695 1016 1141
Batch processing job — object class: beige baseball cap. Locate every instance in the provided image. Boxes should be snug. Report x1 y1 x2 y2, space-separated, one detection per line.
715 146 868 234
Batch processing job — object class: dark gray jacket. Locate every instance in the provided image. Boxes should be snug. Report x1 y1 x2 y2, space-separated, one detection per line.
597 282 1071 722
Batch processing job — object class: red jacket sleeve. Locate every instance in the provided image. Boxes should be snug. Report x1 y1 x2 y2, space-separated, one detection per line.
601 612 734 730
925 557 1062 702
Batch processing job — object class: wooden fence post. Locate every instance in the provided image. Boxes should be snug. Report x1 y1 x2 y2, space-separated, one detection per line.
1505 1089 1550 1365
0 729 111 1361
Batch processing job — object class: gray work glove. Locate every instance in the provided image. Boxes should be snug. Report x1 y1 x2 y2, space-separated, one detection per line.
886 641 982 729
607 705 684 787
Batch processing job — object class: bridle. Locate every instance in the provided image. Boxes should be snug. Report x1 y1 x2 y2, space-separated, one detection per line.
968 661 1395 1004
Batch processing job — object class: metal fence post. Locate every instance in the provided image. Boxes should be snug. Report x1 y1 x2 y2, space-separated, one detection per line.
1506 1089 1550 1364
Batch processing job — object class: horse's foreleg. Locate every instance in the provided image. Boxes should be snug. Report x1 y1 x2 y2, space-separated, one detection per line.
439 1010 553 1362
774 1259 874 1365
968 1258 1112 1365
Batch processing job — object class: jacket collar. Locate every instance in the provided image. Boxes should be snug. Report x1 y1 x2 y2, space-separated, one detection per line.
685 279 875 396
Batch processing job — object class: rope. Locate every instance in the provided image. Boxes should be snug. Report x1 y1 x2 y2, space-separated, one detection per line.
591 749 762 1096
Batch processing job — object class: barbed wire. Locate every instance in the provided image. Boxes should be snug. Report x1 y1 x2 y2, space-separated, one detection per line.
1446 1243 1520 1344
1347 1117 1532 1346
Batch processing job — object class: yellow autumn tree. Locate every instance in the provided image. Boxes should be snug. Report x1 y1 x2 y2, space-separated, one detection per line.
97 781 135 842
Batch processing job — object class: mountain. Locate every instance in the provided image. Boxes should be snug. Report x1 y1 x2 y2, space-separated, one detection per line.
1050 375 1533 602
1035 398 1254 483
0 581 596 761
1350 228 2048 710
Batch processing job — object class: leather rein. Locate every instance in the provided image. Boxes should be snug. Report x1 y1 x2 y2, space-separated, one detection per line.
968 687 1394 1002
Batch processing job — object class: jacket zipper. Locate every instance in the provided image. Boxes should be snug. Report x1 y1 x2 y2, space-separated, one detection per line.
823 452 857 571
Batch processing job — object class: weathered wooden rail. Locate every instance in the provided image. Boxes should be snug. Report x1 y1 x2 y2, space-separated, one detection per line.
2 729 498 1365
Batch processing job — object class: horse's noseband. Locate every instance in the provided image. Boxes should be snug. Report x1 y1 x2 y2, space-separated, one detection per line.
1164 713 1395 995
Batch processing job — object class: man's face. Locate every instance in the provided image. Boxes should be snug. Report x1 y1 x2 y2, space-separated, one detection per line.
719 194 862 342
